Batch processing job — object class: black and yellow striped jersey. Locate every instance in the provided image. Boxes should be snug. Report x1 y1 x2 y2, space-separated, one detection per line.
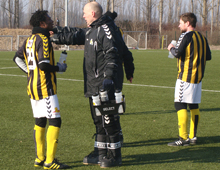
171 31 211 84
16 31 57 100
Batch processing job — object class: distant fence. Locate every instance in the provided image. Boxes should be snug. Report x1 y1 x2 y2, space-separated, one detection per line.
0 35 13 51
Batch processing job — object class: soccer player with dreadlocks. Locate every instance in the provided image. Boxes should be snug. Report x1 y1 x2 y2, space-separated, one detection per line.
13 10 69 169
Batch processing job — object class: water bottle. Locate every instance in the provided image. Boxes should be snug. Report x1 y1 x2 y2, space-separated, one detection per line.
114 90 123 103
92 94 101 106
115 90 124 114
92 94 101 116
58 50 67 74
168 40 177 59
99 89 109 102
59 50 67 64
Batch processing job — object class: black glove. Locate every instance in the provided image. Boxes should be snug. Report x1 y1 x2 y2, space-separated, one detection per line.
52 26 63 34
50 34 59 43
102 79 114 91
57 62 67 72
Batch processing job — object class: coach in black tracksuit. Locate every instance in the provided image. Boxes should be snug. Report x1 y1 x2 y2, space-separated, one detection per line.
52 2 134 168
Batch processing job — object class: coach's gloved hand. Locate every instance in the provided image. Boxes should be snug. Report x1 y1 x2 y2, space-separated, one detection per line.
50 34 59 44
103 78 114 91
52 26 63 34
57 62 67 72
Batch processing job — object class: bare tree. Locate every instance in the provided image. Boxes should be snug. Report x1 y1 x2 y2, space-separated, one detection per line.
211 0 214 36
106 0 114 12
40 0 43 10
175 0 181 23
201 0 208 26
216 0 220 27
168 0 172 23
8 0 12 28
147 0 152 23
191 0 194 12
14 0 19 28
53 0 55 22
159 0 163 48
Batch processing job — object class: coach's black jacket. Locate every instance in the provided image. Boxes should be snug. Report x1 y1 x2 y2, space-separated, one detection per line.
53 15 134 97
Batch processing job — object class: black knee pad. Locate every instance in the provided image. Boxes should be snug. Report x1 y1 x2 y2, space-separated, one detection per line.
48 118 61 128
35 118 47 128
174 102 187 112
189 104 199 110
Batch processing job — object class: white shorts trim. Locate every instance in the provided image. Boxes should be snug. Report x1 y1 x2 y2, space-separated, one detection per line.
30 95 61 118
174 79 202 104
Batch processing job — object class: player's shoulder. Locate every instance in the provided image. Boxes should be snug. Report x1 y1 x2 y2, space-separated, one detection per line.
99 23 114 40
35 33 49 43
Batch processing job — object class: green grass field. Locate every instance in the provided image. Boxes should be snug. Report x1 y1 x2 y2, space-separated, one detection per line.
0 49 220 170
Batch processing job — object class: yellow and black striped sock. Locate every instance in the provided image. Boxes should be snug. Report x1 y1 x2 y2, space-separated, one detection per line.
189 109 200 139
177 109 188 140
45 126 60 164
34 125 45 161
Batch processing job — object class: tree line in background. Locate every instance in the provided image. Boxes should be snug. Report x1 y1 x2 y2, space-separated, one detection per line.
1 0 220 46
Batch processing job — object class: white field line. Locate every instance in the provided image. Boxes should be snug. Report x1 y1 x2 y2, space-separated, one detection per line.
0 67 18 69
0 73 220 93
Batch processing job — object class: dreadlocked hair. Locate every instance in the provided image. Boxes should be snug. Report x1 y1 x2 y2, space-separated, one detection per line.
29 10 48 27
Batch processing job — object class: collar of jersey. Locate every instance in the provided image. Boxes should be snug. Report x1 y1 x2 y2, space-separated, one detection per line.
32 27 50 38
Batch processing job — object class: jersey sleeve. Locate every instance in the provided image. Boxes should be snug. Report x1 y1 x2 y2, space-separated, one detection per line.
36 35 59 72
122 43 135 80
99 24 118 79
171 33 189 58
205 38 212 61
13 39 28 74
36 35 50 65
53 26 86 45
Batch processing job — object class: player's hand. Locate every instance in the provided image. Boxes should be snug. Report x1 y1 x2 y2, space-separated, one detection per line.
126 75 133 83
168 43 175 51
128 77 133 83
57 62 67 72
49 31 54 36
102 79 114 91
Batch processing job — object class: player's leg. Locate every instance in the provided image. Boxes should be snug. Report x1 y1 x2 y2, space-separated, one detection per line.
175 102 188 140
168 102 189 146
34 118 47 167
42 95 69 169
188 81 202 144
189 104 200 144
45 118 61 164
31 98 47 167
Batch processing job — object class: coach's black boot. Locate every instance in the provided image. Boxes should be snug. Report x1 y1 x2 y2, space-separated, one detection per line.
83 134 107 165
100 134 122 168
